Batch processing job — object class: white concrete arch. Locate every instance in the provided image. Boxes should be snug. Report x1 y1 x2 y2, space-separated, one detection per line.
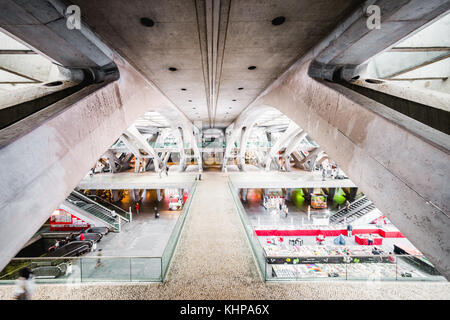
222 104 280 171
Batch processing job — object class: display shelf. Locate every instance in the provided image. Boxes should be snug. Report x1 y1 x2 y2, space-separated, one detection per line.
355 234 383 245
264 244 390 265
271 263 426 280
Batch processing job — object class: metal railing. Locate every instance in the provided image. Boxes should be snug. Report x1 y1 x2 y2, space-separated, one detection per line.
264 254 445 282
85 194 131 222
228 178 446 283
68 190 122 231
0 256 162 283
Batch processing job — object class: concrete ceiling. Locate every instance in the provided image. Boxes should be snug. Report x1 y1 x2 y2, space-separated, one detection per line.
70 0 363 128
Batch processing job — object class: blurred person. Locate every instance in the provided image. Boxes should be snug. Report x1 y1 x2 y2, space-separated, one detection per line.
347 223 353 237
95 249 105 269
13 268 35 300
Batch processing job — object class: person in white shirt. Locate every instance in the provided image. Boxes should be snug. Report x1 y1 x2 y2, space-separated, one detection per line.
13 268 35 300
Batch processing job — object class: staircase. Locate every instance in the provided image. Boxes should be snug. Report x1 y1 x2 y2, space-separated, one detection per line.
66 191 124 232
330 195 376 224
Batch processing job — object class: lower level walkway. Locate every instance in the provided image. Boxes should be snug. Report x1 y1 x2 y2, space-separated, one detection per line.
0 172 449 299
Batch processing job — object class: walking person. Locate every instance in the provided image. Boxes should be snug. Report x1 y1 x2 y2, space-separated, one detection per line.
135 202 140 215
95 249 105 269
347 223 353 238
165 165 169 176
13 268 35 300
154 206 159 219
345 200 350 211
368 233 374 246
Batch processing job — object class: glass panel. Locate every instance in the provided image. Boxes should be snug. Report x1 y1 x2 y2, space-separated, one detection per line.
396 255 446 281
346 257 397 281
130 257 162 282
161 181 198 279
80 257 131 282
32 258 82 284
228 180 267 279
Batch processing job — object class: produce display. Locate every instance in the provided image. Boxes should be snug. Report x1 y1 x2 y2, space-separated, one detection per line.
263 244 380 258
271 263 426 279
311 194 327 209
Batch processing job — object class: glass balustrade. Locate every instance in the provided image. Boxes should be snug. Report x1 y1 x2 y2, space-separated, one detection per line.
228 178 446 283
0 181 198 284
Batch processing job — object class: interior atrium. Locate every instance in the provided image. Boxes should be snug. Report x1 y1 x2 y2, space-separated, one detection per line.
0 0 449 301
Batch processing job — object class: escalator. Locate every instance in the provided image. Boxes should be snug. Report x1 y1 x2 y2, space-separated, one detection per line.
66 190 123 232
329 195 376 224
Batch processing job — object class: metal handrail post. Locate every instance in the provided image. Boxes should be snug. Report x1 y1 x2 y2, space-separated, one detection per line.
129 258 132 282
396 258 398 281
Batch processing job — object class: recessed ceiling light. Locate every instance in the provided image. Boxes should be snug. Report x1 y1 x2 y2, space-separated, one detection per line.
238 87 244 90
140 17 155 27
248 66 256 70
44 81 63 87
168 67 177 72
272 16 285 26
232 99 237 101
181 88 187 91
188 100 192 102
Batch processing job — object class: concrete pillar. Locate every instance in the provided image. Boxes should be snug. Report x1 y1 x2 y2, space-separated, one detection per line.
348 188 358 202
264 122 302 171
285 188 291 201
112 190 120 202
328 188 336 203
242 188 247 202
130 189 137 202
283 131 308 171
156 189 163 202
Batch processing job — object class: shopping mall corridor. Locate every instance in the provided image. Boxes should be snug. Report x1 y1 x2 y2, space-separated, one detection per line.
0 172 449 299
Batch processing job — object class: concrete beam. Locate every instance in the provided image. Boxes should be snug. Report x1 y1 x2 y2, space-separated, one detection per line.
0 0 114 68
125 125 161 171
309 0 450 81
263 122 302 171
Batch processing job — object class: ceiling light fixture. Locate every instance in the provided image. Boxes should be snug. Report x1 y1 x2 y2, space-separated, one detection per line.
140 17 155 27
181 88 187 91
271 16 286 26
248 66 256 70
44 81 63 87
168 67 177 72
238 87 244 90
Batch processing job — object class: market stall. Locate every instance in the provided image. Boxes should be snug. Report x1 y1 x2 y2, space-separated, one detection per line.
355 234 383 245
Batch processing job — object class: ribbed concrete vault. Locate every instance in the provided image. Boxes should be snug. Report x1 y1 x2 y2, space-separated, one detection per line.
0 0 449 285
